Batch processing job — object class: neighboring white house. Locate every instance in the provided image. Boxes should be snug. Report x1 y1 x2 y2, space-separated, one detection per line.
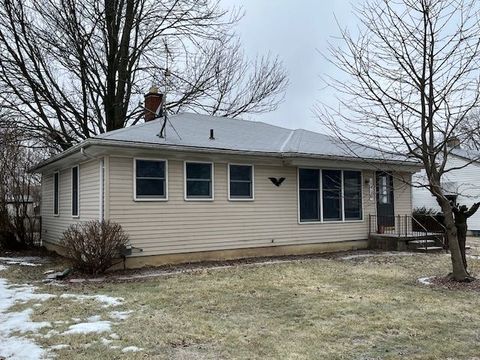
412 147 480 234
31 90 421 268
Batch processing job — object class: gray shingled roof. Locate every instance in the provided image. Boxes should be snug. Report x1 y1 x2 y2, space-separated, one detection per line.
32 112 419 172
95 113 408 162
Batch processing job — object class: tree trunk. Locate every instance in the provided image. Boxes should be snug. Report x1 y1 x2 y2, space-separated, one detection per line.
439 201 470 281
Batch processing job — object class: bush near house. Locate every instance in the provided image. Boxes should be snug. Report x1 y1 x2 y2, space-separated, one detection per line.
61 220 129 274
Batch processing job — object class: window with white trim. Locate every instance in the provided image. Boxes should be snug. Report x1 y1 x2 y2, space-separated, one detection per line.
299 168 320 221
298 168 362 222
135 159 166 199
185 162 213 199
53 172 59 215
229 164 253 199
72 166 79 216
322 170 342 221
343 171 362 220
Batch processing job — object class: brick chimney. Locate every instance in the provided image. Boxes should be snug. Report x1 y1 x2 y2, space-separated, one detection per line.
144 86 163 122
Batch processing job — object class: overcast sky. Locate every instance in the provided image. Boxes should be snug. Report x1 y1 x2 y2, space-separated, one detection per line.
220 0 358 133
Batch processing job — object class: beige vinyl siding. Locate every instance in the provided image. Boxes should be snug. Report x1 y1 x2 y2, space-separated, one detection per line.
393 172 413 216
108 156 393 257
41 159 100 244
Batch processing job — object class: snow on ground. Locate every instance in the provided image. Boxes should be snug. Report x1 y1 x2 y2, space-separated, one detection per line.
0 269 129 359
50 344 70 350
0 278 54 359
86 315 102 322
0 335 48 360
122 346 142 353
0 264 7 271
101 337 113 345
60 293 123 307
109 310 132 321
418 276 434 285
339 252 416 260
0 257 45 267
63 320 112 335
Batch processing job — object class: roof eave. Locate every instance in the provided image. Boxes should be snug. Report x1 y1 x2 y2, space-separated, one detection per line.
29 139 94 173
31 138 421 172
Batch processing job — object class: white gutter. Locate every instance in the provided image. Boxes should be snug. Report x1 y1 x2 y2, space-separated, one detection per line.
31 137 423 172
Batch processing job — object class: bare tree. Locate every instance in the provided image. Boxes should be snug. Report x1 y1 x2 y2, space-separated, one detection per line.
0 124 42 247
0 0 287 151
318 0 480 281
458 110 480 151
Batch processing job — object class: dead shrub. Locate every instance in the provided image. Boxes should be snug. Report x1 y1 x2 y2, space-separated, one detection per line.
61 220 129 274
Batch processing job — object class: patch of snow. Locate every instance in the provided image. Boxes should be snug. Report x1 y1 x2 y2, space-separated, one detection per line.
86 315 102 322
0 264 7 271
101 337 113 345
6 261 41 267
122 346 142 353
0 257 45 267
0 278 54 359
418 276 434 285
109 333 120 340
62 321 112 335
0 256 45 262
0 336 48 360
109 310 132 321
339 252 415 260
50 344 70 350
1 309 51 334
43 329 60 339
60 293 123 307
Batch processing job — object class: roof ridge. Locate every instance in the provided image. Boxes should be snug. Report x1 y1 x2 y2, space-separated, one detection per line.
96 118 161 139
280 129 296 152
183 112 296 132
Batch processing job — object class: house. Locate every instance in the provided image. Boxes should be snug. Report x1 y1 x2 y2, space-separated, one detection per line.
31 89 421 268
412 145 480 234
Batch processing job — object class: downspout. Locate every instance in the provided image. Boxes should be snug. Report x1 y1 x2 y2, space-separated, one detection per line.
80 147 95 160
99 158 105 221
80 146 105 222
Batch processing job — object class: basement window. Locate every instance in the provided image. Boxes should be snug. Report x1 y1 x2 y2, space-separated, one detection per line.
229 164 253 200
135 159 167 200
185 162 213 200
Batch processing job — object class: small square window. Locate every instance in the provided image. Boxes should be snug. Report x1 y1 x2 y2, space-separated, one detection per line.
185 162 213 199
229 164 253 200
135 159 167 200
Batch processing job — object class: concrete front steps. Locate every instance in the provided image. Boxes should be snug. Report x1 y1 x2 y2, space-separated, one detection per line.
369 233 446 252
407 239 444 252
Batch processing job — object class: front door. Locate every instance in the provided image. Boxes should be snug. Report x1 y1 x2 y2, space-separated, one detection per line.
376 172 395 227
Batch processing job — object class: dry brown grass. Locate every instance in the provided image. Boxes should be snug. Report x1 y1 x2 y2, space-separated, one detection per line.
3 239 480 359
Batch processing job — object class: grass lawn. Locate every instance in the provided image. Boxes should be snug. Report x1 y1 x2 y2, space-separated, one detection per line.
2 240 480 359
